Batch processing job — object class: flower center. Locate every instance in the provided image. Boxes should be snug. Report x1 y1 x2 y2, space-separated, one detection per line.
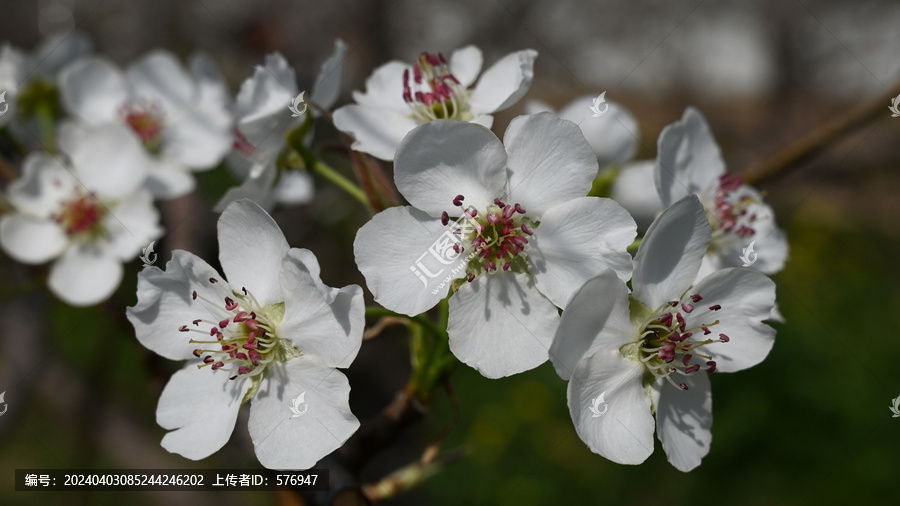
179 278 292 381
121 100 164 154
402 52 472 123
443 194 536 283
630 294 727 391
52 191 107 238
708 173 761 241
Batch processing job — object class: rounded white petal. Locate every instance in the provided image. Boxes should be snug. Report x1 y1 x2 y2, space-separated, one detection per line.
0 214 67 264
234 53 298 149
611 160 664 232
104 190 163 260
157 364 250 461
217 199 290 308
449 45 483 88
66 124 148 199
350 60 410 113
332 104 418 161
248 357 359 470
162 113 232 170
632 195 710 310
47 245 123 306
394 120 508 215
310 39 348 110
5 153 75 215
190 51 232 114
447 271 559 378
687 267 776 373
549 270 635 380
568 349 655 465
557 95 640 169
529 197 636 308
58 56 127 126
505 112 598 219
353 206 456 316
468 49 537 114
274 171 314 205
278 249 364 368
145 158 197 200
655 107 726 208
656 371 712 472
214 163 278 213
126 50 194 111
127 250 234 361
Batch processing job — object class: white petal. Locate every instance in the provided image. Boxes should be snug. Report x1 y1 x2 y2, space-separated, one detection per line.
157 364 250 461
248 357 359 470
632 195 710 310
126 50 194 111
529 197 636 308
549 270 635 380
656 371 712 472
58 56 127 125
468 49 537 114
145 158 197 200
190 51 232 113
218 199 289 307
0 214 67 264
234 53 297 149
655 107 726 208
127 250 234 361
279 249 364 368
449 45 483 88
611 160 664 232
310 39 348 110
66 124 148 199
505 112 598 219
447 272 559 378
568 349 655 465
687 268 776 373
47 245 123 306
104 190 163 260
332 104 418 161
214 162 278 213
350 60 410 113
274 171 314 205
557 95 640 169
394 120 507 216
162 113 232 169
4 153 75 215
353 206 457 316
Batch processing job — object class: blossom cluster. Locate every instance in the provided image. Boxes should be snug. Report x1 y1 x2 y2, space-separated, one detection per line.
0 32 787 473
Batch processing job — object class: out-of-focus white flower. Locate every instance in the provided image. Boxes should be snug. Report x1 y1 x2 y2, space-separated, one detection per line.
0 125 162 306
58 50 232 200
550 195 776 472
218 40 348 211
127 199 364 469
333 46 537 161
354 113 636 378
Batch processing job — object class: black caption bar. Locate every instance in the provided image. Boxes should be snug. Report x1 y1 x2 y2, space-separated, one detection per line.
15 469 328 491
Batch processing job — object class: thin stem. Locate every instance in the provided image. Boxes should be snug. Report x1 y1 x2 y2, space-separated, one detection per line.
35 103 56 155
312 159 372 212
741 78 900 186
627 236 642 252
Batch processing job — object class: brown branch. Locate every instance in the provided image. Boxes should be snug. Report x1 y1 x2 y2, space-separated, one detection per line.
741 79 900 186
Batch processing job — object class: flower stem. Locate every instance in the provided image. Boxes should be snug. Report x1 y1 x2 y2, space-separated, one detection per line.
627 236 642 252
313 159 373 212
35 102 56 154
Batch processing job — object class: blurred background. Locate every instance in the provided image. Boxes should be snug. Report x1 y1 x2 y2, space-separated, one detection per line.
1 0 899 504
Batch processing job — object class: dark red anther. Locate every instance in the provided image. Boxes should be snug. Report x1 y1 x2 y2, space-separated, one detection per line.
246 319 259 330
709 304 722 311
494 198 505 207
193 319 201 326
719 333 730 343
218 319 230 329
691 294 702 303
441 211 450 226
209 277 217 283
706 361 717 373
192 291 198 300
204 356 215 364
682 303 694 313
193 349 201 357
685 364 701 374
514 203 526 214
682 354 693 366
658 313 674 326
467 273 475 282
503 261 512 271
225 297 237 310
669 301 678 307
238 366 252 375
179 325 189 332
453 194 465 206
680 383 689 390
211 361 224 370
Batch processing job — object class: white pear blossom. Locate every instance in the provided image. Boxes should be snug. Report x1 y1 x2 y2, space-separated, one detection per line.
58 50 232 200
0 125 162 306
610 160 664 232
525 94 640 170
655 107 788 280
549 195 776 471
127 199 364 470
219 40 347 211
0 43 25 128
333 45 537 161
354 113 636 378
